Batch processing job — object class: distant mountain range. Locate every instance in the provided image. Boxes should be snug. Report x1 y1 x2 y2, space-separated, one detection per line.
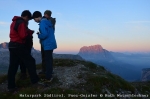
78 44 148 81
1 42 149 81
0 42 41 75
0 42 83 75
0 42 9 49
0 42 41 63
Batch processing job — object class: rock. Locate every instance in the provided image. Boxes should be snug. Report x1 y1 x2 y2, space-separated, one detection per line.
0 42 9 49
141 68 150 81
78 44 114 61
53 65 87 88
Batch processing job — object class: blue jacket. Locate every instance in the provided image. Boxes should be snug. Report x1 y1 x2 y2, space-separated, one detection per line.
38 18 57 50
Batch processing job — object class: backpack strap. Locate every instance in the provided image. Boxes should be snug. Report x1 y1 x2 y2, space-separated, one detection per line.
14 19 24 32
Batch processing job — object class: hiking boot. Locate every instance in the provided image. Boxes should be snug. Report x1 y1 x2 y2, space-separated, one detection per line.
32 81 46 88
41 78 53 83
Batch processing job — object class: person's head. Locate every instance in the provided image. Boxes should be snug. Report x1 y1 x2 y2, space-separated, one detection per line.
33 11 42 23
21 10 32 22
44 10 52 19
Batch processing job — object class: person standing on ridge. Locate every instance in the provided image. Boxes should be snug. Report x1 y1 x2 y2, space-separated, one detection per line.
19 21 34 79
33 11 57 82
8 10 40 92
39 10 56 75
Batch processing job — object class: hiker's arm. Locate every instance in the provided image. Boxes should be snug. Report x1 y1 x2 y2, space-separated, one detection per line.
38 21 48 40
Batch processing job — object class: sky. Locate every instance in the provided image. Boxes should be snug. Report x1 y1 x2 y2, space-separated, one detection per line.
0 0 150 54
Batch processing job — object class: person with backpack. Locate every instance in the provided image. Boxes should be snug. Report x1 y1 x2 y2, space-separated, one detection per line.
19 21 34 80
8 10 40 92
32 11 57 82
38 10 56 75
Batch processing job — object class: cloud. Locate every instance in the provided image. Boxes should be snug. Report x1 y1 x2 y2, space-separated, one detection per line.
0 21 9 25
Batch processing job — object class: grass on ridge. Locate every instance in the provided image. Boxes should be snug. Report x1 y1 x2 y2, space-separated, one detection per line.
0 59 150 99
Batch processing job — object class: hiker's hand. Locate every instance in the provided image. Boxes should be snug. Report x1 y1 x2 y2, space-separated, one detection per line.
28 29 34 34
36 32 40 34
32 30 35 33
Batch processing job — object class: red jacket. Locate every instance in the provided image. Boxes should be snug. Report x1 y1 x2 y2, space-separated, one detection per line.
9 16 33 44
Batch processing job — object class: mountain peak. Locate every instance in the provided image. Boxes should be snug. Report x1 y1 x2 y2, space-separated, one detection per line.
0 42 36 50
78 44 113 60
0 42 8 49
79 44 104 54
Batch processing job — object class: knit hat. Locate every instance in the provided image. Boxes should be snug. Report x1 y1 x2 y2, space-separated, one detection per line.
33 11 42 18
44 10 52 16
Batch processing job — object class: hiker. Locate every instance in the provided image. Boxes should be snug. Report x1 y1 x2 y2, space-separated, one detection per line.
39 10 56 75
32 11 57 82
19 21 34 79
8 10 40 92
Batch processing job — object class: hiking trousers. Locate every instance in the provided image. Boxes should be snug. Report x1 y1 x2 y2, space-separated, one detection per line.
44 49 53 80
41 45 46 72
8 42 39 89
19 48 32 74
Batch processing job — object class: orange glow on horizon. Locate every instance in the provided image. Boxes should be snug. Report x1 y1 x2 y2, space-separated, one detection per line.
33 43 150 53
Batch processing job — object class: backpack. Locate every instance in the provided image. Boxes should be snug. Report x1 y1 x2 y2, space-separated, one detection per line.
49 17 56 31
14 18 25 32
14 18 33 48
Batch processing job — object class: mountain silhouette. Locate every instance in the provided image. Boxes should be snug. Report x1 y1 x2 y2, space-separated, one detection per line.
78 44 141 81
78 44 114 60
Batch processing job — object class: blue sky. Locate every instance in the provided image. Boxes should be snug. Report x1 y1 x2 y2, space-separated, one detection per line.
0 0 150 54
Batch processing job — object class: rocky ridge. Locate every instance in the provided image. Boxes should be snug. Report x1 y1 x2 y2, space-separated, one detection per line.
0 59 149 99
